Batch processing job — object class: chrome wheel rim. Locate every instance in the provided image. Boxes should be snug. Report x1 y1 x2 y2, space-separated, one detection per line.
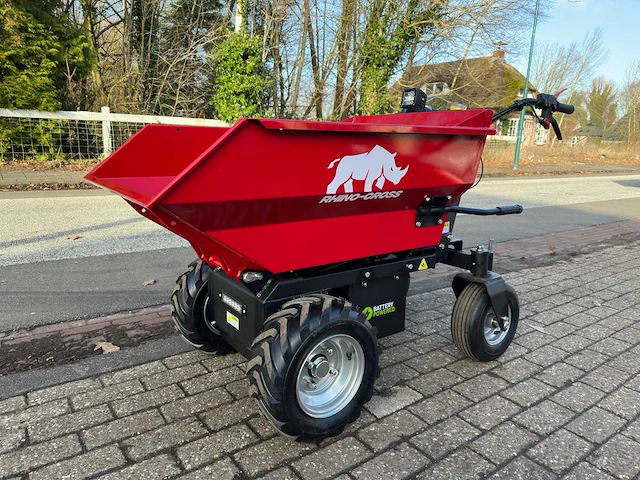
483 308 511 346
296 334 365 419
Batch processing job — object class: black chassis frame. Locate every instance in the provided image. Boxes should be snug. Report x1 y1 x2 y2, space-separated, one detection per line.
208 223 512 359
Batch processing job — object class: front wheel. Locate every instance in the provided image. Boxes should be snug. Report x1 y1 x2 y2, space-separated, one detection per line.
170 260 230 354
451 283 519 362
247 295 379 441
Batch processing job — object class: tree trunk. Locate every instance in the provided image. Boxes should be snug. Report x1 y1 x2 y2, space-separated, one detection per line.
235 0 243 32
303 0 323 119
80 0 106 106
332 0 355 119
290 16 308 116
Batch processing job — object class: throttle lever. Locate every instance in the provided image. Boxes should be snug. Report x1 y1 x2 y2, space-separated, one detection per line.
549 116 562 141
539 108 563 141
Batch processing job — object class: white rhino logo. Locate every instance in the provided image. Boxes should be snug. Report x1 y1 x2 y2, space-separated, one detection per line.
326 145 409 194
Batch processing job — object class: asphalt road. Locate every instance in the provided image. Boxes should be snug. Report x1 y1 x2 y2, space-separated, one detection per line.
1 174 639 331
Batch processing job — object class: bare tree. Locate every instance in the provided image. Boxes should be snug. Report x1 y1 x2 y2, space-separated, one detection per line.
152 0 226 116
302 0 324 118
586 76 617 131
530 29 608 145
331 0 357 119
62 0 579 121
392 0 551 109
357 0 444 114
620 61 640 143
532 29 608 96
70 0 228 115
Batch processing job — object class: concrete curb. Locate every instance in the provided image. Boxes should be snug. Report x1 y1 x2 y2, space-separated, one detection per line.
0 336 191 400
2 305 169 342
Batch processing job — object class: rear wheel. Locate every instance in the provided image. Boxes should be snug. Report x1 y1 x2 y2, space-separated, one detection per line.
171 260 230 354
451 283 519 362
247 294 379 441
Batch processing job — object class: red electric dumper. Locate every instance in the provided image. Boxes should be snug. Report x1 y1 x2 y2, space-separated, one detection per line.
86 90 573 440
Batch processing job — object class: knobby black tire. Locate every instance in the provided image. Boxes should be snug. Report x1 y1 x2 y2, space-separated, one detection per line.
247 294 380 441
451 283 519 362
170 260 230 354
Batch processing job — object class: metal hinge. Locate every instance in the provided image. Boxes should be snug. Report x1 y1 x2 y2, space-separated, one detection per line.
415 195 449 227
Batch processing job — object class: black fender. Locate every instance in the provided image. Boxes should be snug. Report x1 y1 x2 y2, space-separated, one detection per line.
452 272 512 320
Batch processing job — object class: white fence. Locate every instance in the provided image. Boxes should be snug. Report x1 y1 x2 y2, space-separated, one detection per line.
0 107 552 162
0 107 227 162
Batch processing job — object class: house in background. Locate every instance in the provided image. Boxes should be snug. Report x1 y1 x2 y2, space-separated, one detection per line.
393 50 548 145
570 123 604 146
571 120 627 146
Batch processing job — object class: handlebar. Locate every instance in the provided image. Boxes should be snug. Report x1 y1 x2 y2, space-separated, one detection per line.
555 102 574 115
446 204 523 216
492 92 574 141
495 204 524 215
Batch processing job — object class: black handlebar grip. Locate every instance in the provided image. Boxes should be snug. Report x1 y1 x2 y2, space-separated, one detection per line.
555 102 574 114
496 205 523 215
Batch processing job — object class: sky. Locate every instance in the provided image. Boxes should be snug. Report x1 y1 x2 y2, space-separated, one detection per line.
517 0 639 86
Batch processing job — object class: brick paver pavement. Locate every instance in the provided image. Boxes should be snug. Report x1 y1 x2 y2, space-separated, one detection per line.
1 238 640 478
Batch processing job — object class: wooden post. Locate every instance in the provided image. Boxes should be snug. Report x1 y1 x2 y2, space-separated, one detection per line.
101 106 112 157
234 0 243 32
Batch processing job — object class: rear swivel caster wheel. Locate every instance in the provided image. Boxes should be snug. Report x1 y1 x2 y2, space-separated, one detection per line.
247 294 380 441
170 260 231 354
451 283 519 362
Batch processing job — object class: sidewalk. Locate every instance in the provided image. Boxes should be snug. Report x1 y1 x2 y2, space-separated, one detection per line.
0 170 88 188
2 163 640 189
483 163 640 177
1 224 639 479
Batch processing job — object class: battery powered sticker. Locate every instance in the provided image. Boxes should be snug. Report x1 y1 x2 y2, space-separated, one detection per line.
362 302 395 320
226 311 240 330
418 258 428 270
442 221 451 234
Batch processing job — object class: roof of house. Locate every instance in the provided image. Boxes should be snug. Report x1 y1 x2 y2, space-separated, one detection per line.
603 114 634 142
393 50 537 110
571 121 627 142
572 123 604 137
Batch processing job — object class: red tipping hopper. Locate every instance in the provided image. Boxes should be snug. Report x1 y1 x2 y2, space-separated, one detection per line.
85 109 494 279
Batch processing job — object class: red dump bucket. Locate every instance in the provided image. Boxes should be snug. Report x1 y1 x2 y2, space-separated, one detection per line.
85 110 495 278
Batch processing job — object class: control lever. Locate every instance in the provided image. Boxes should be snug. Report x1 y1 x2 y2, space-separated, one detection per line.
541 112 563 140
445 204 523 216
415 197 523 228
536 92 574 141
